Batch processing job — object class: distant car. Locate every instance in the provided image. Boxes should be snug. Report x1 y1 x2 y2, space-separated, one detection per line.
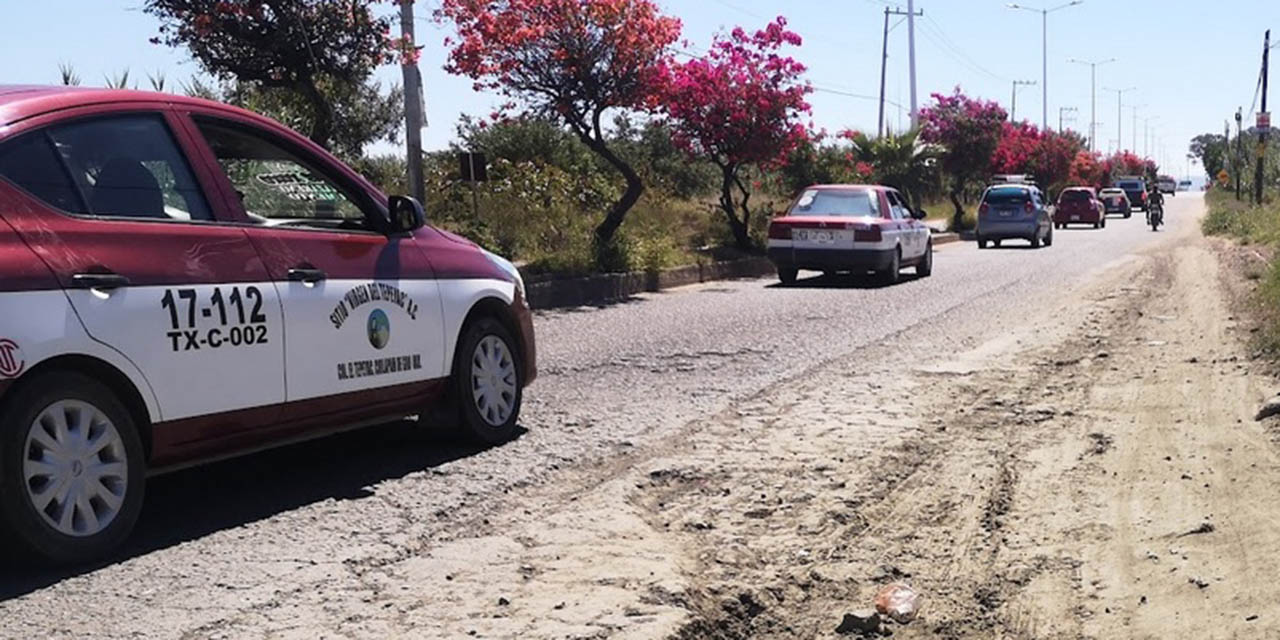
1116 177 1149 211
1178 179 1193 191
767 185 933 285
976 183 1053 249
1099 188 1132 217
1053 187 1105 229
1157 176 1177 196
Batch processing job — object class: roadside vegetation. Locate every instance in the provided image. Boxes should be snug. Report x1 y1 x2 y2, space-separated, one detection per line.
66 0 1165 276
1203 187 1280 351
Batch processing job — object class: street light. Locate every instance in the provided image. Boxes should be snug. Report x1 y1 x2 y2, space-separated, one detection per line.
1104 86 1136 154
1068 57 1116 152
1008 1 1084 131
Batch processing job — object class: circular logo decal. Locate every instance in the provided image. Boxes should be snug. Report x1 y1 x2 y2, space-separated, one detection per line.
367 309 391 350
0 338 25 378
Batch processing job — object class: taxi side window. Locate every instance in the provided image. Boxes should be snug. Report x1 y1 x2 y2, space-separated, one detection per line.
193 119 374 232
0 115 210 221
0 132 87 214
886 191 908 219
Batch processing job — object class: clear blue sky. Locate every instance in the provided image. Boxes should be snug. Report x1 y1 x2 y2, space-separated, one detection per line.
2 1 1274 180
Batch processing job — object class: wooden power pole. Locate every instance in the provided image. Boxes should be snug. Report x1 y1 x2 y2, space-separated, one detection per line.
400 0 426 204
1256 29 1270 205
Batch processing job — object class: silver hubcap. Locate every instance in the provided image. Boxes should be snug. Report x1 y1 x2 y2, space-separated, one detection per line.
23 400 128 537
471 335 517 427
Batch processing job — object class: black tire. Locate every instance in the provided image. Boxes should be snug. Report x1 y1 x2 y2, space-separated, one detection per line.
993 239 1003 248
778 267 798 285
879 248 901 285
447 317 523 445
917 242 933 277
1030 232 1041 248
1093 221 1100 229
977 237 988 249
1044 226 1054 247
1101 217 1107 229
0 372 146 565
1124 211 1132 219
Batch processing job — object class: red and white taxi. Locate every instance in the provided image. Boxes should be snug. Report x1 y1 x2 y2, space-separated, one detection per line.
766 185 933 285
0 86 536 564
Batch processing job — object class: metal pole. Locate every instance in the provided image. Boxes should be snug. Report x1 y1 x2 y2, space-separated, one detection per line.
400 0 425 204
1257 29 1270 204
1042 9 1049 130
878 7 890 138
908 0 918 127
1090 65 1096 151
1237 109 1244 200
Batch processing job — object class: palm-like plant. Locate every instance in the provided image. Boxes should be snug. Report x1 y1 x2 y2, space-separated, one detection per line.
847 130 943 212
57 63 80 86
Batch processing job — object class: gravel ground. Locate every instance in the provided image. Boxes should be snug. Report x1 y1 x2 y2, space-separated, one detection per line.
0 195 1219 638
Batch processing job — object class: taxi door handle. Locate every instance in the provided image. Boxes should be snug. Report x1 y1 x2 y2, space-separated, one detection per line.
287 267 327 284
71 273 130 290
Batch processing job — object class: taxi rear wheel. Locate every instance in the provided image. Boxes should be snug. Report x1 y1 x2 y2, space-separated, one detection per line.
777 268 798 285
449 317 522 445
916 242 933 277
878 249 901 285
0 372 145 565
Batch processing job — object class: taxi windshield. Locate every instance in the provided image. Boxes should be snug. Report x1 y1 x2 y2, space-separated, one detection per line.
789 189 878 217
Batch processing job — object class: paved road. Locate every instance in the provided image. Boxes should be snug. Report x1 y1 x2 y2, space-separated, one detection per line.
0 194 1202 637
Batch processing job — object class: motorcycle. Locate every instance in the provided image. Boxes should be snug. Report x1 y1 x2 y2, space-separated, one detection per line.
1148 199 1164 231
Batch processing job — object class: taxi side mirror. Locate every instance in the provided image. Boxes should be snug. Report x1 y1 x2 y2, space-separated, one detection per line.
911 208 927 220
387 195 426 234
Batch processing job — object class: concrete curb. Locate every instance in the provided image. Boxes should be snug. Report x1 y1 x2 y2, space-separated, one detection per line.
931 232 961 246
524 257 775 310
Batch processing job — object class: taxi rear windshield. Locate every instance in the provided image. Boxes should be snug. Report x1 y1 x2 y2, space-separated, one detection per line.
1118 180 1144 190
789 190 879 217
1060 190 1090 202
983 187 1030 205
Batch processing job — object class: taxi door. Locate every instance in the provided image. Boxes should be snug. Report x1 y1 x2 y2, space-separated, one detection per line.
177 112 446 414
0 108 285 427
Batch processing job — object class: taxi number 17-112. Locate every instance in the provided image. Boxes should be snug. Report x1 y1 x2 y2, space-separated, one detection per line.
160 286 270 352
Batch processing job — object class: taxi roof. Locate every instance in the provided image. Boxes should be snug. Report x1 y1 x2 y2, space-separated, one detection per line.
0 84 255 128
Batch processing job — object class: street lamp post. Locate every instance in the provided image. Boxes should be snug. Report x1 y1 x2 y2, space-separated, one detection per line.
1068 57 1115 152
1009 1 1083 131
1104 86 1136 154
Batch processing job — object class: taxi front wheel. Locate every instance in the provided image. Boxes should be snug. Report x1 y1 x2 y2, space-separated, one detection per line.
0 372 146 565
447 317 523 445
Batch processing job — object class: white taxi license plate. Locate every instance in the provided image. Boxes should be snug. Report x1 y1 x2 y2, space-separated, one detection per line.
1070 215 1080 221
796 229 837 244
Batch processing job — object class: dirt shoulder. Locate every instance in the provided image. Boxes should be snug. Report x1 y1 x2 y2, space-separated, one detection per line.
189 201 1280 639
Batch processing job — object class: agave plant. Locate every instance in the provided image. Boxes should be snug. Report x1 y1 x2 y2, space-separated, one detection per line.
846 130 943 211
57 62 81 86
104 69 132 90
147 71 167 92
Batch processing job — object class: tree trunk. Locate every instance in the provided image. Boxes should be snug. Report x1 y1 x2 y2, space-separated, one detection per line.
299 78 335 151
719 165 752 250
572 111 644 269
950 182 966 232
583 137 644 266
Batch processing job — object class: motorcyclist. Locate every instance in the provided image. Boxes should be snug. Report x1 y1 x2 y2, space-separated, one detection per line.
1147 182 1165 224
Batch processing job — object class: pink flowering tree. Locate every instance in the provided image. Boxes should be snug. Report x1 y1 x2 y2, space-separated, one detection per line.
919 88 1008 229
662 17 811 249
144 0 398 151
436 0 682 264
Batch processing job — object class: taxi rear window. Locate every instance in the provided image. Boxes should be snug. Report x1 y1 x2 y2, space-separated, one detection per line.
789 189 880 217
1060 190 1090 202
1118 180 1143 190
983 187 1030 205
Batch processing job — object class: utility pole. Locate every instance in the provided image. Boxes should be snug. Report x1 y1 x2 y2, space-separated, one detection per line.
878 5 922 137
1144 116 1158 158
1129 104 1144 153
1236 108 1244 200
1011 80 1036 122
1104 86 1135 154
1009 1 1083 131
399 0 426 204
908 0 918 128
1069 57 1115 152
1256 29 1271 204
1059 106 1078 132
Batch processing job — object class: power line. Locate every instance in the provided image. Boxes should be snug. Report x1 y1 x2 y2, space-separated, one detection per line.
918 15 1009 83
